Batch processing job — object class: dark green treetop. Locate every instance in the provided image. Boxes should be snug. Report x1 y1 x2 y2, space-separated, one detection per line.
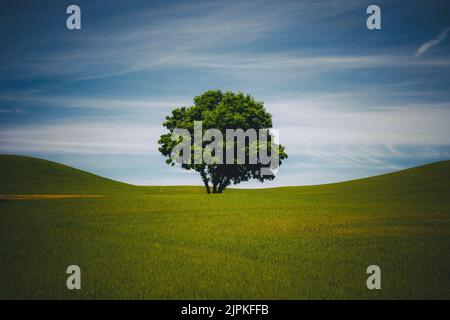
158 90 288 193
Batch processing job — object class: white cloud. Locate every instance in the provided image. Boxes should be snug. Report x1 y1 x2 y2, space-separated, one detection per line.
0 107 23 113
2 98 450 157
158 52 450 73
0 122 164 154
270 101 450 153
415 27 450 57
7 0 443 81
0 94 186 112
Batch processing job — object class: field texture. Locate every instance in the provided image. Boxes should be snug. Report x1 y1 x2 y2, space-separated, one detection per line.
0 155 449 299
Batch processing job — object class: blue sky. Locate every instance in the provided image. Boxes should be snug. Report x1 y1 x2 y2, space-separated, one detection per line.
1 0 450 187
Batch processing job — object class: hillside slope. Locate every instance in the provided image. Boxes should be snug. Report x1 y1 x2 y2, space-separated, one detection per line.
0 155 132 194
260 160 450 200
1 154 450 197
1 155 449 299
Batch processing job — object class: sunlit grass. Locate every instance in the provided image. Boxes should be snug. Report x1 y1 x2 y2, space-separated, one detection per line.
0 155 449 299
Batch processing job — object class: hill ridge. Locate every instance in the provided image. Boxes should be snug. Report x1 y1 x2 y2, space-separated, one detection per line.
1 154 449 196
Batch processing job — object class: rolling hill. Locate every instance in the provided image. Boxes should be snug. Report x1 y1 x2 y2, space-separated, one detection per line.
0 154 133 195
1 154 449 197
0 155 207 195
1 154 449 299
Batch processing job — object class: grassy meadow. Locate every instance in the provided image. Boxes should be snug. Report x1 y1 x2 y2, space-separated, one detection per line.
0 155 449 299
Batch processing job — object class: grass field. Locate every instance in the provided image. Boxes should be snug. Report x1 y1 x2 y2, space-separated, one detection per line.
1 154 449 299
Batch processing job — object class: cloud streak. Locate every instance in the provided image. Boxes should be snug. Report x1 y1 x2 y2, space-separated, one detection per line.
3 0 434 82
0 107 23 114
0 94 185 111
2 100 450 155
415 27 450 57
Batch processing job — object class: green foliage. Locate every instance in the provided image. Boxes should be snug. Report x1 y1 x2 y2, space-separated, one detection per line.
158 90 288 193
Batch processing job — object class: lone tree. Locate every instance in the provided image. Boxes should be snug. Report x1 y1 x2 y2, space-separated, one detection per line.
158 90 287 193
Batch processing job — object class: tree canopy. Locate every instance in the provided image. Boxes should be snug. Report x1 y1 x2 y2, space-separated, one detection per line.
158 90 287 193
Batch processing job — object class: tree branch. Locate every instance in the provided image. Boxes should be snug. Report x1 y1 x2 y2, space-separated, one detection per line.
218 177 231 193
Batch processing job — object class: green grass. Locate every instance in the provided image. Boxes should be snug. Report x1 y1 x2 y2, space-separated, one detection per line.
0 155 449 299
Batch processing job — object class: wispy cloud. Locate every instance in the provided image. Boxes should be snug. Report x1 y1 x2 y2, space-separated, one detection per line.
415 27 450 57
2 0 449 85
2 99 450 155
0 107 24 114
0 94 185 111
272 101 450 150
0 0 377 82
0 121 164 154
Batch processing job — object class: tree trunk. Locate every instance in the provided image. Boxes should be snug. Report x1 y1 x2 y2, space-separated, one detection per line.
200 170 211 194
204 180 211 194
